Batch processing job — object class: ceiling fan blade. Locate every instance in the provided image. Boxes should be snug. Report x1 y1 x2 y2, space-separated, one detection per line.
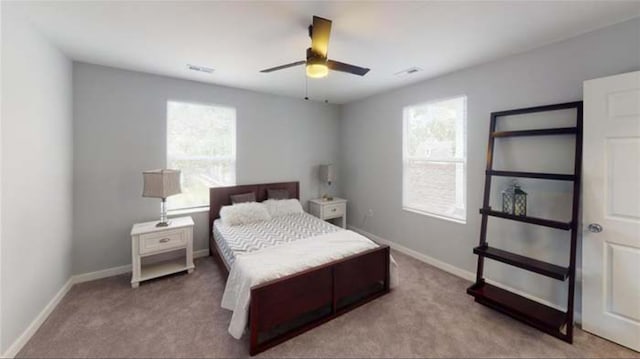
311 16 332 58
327 60 370 76
260 60 306 73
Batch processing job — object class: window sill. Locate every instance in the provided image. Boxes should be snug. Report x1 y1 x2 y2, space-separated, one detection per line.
402 207 466 224
167 206 209 217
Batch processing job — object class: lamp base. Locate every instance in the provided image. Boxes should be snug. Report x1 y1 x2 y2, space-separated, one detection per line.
156 198 170 227
321 194 334 201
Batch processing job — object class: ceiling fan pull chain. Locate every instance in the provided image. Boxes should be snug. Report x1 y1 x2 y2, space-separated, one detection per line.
305 75 309 100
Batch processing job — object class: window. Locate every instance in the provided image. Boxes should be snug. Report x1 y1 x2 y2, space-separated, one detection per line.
167 101 236 210
403 96 467 223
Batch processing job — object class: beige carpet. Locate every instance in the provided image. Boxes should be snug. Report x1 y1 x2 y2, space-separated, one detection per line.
18 251 639 358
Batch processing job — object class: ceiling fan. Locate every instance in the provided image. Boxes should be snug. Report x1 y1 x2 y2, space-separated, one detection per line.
260 16 370 79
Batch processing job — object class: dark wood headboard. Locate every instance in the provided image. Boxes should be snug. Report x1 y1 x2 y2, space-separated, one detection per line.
209 181 300 231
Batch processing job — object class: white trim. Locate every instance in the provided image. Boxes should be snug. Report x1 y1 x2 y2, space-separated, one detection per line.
167 206 209 217
72 264 132 284
349 226 580 322
0 249 210 358
402 206 467 224
193 249 211 259
1 277 74 358
350 226 474 281
404 157 465 163
74 249 209 284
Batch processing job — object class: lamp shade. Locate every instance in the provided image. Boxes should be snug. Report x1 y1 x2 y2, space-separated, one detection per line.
142 169 182 198
319 164 335 183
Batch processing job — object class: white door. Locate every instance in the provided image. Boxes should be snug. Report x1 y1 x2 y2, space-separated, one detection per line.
582 71 640 352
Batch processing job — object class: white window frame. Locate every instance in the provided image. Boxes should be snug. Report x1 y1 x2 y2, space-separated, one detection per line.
166 100 237 211
402 95 467 224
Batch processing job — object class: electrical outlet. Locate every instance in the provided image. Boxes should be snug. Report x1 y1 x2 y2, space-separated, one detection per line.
367 209 374 217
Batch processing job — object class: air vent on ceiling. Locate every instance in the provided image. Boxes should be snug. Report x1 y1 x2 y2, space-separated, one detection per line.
394 67 422 77
187 64 215 74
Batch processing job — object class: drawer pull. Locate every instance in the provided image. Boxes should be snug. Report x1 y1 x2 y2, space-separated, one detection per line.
159 238 170 243
331 208 337 212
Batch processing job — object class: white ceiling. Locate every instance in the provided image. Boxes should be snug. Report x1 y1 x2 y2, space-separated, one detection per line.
10 1 640 104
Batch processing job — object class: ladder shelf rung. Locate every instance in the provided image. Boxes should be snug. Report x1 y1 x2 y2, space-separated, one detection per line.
467 282 568 336
479 208 572 230
491 101 582 117
474 246 569 280
487 170 575 181
491 127 577 138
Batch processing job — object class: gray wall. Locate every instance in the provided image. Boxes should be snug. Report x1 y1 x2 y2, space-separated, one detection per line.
72 63 341 274
339 18 640 312
0 7 74 353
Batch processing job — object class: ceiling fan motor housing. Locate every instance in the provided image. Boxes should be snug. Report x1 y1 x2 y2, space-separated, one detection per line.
306 47 326 65
305 47 329 78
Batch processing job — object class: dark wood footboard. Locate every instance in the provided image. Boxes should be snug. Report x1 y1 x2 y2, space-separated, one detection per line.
248 245 391 355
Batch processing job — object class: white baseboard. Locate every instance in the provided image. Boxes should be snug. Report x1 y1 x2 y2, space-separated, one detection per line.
352 227 476 282
2 277 74 358
1 248 211 358
194 248 209 259
72 264 132 284
349 226 575 316
73 248 209 284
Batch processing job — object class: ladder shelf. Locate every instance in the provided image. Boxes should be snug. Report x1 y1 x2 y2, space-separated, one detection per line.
468 101 582 344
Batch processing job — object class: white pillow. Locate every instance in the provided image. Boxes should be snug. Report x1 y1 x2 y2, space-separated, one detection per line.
262 199 304 217
220 202 271 226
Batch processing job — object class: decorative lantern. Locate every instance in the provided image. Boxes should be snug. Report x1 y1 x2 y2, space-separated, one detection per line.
502 180 527 216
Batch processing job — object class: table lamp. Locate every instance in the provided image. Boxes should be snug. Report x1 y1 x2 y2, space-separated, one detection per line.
319 164 335 201
142 169 182 227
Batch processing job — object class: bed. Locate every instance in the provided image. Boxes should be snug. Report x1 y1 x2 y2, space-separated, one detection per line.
209 182 394 355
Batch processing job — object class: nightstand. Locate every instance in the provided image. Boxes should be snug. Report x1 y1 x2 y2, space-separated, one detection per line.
130 216 194 288
309 198 347 228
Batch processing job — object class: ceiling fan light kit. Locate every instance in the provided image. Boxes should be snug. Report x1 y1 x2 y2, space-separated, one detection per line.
260 15 370 79
306 63 329 78
306 50 329 78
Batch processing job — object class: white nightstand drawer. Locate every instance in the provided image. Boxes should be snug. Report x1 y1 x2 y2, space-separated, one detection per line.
324 203 345 219
139 229 187 255
309 198 347 229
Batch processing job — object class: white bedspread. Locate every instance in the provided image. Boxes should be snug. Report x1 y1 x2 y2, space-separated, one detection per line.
220 230 399 339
